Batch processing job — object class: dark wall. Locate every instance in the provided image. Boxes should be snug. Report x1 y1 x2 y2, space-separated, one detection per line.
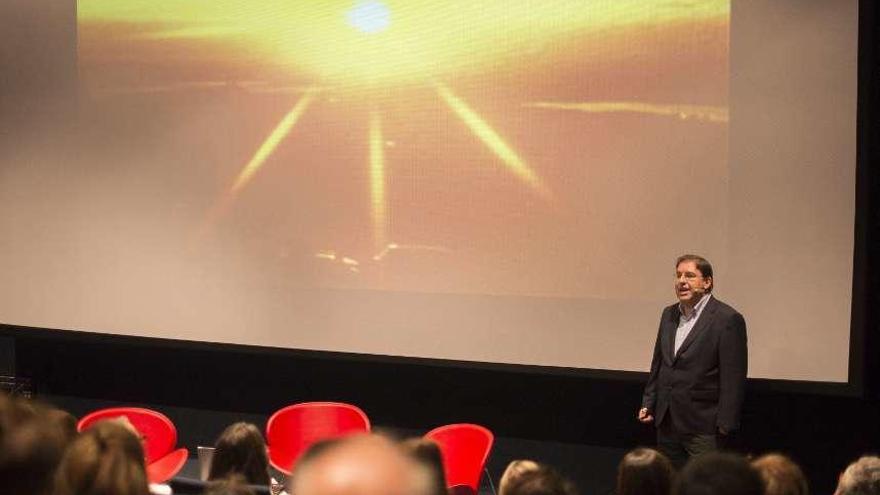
2 324 879 495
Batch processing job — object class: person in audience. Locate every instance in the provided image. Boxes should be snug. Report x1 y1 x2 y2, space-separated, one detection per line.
499 462 577 495
54 418 150 495
204 475 259 495
0 393 69 495
834 456 880 495
675 452 762 495
751 453 809 495
616 448 675 495
500 460 541 495
209 422 271 486
46 407 79 445
289 434 430 495
401 438 448 495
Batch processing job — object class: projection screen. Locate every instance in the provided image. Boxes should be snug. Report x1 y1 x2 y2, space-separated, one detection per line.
0 1 857 381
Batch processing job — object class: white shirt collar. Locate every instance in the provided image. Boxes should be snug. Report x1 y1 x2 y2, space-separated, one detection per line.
680 292 712 320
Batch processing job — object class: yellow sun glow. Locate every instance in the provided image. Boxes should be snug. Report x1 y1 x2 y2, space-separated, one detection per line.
79 0 727 86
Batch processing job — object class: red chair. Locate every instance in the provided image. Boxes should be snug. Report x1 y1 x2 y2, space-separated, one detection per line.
77 407 189 484
425 423 494 495
266 402 370 475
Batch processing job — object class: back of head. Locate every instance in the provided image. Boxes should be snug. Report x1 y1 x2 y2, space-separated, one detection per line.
291 434 430 495
751 453 809 495
204 475 259 495
617 448 675 495
501 463 577 495
0 394 68 495
55 419 149 495
46 407 79 445
401 438 448 495
835 456 880 495
209 422 270 486
675 453 763 495
500 460 541 495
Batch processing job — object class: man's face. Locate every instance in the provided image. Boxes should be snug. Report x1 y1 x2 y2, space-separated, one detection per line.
675 260 712 306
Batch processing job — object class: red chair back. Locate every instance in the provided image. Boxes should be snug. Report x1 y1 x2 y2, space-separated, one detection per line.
266 402 370 474
77 407 188 483
77 407 177 464
425 423 494 494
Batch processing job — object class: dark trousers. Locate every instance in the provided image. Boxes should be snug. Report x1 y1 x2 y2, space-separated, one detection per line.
656 414 723 470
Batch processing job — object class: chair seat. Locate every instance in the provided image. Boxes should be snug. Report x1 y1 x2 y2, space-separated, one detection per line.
148 447 189 484
266 402 371 475
425 423 494 493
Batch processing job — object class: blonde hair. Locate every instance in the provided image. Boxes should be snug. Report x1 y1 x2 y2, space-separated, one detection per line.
500 460 541 495
751 453 809 495
835 456 880 495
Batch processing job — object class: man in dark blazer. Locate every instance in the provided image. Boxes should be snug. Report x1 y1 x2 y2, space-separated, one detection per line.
638 254 747 467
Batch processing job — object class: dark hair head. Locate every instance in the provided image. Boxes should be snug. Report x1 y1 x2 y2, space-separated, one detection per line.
46 407 79 445
55 419 149 495
0 394 69 495
209 422 270 486
501 464 578 495
401 438 447 495
675 453 763 495
835 456 880 495
676 255 714 292
204 475 259 495
751 453 809 495
617 448 675 495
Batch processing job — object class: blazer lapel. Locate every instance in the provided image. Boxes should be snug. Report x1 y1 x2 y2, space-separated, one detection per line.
673 297 717 362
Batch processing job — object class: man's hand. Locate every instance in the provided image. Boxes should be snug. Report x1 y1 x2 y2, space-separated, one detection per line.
638 407 654 424
717 426 729 436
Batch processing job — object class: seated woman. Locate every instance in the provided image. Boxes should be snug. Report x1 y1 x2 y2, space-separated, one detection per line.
54 419 150 495
209 422 271 487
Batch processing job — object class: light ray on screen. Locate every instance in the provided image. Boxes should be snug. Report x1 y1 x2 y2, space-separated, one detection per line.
373 243 452 262
369 110 388 251
231 88 317 194
523 101 729 123
435 83 551 199
192 88 316 242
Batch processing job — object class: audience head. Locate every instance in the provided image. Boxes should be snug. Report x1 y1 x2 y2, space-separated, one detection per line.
401 438 448 495
46 407 79 445
204 475 259 495
675 452 763 495
835 456 880 495
0 393 69 495
55 418 149 495
290 434 430 495
500 460 541 495
751 453 809 495
499 461 577 495
617 448 675 495
209 422 270 486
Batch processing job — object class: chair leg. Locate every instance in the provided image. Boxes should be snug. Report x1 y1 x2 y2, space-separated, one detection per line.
484 467 497 495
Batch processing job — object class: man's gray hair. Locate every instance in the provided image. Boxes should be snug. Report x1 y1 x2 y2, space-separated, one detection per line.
835 456 880 495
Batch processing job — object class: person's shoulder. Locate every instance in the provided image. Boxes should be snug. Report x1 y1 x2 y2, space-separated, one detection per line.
661 302 678 313
660 303 679 320
708 297 743 319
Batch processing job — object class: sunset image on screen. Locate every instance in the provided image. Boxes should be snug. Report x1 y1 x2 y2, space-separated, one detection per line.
76 0 729 300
